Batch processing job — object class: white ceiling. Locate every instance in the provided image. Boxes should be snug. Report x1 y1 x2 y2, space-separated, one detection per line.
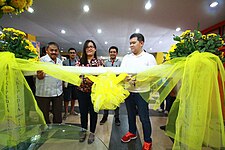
1 0 225 57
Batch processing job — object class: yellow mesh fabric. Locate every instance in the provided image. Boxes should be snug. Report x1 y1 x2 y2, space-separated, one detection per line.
86 72 130 112
0 52 46 146
1 51 225 149
0 52 82 147
169 52 225 150
133 51 225 149
136 57 185 108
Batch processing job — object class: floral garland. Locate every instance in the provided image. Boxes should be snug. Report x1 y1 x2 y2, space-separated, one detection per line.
0 0 33 18
0 27 38 60
166 30 225 62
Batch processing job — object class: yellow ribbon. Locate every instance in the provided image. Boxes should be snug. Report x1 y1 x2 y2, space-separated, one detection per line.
0 51 225 149
87 72 129 112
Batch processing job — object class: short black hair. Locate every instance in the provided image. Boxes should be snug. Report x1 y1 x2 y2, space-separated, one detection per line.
109 46 118 53
46 42 59 50
129 33 145 42
68 47 76 52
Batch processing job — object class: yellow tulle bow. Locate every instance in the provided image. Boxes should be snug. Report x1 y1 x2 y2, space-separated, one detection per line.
86 72 130 112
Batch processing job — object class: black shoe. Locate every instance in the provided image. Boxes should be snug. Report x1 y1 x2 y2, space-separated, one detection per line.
100 116 107 125
79 131 86 142
63 113 68 120
160 125 166 131
115 118 120 126
88 133 95 144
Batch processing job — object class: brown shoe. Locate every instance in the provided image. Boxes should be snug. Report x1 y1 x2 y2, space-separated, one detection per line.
88 133 95 144
79 131 86 142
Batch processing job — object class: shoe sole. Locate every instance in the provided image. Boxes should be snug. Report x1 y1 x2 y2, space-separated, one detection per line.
100 120 107 125
121 136 137 143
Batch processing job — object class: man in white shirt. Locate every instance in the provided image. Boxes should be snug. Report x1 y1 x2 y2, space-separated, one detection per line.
120 33 157 150
35 42 63 124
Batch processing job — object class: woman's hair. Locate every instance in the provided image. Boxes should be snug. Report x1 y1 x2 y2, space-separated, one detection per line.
80 40 97 65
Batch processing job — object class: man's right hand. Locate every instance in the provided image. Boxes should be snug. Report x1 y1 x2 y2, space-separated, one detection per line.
37 70 45 80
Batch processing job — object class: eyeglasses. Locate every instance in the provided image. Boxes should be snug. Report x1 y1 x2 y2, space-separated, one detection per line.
69 52 76 54
87 46 95 49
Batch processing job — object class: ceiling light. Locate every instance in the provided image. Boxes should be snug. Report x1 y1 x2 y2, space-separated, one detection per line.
105 41 108 44
97 29 102 34
79 41 82 45
28 7 34 13
150 48 152 51
83 5 89 12
159 41 162 44
60 29 66 34
210 1 218 7
176 27 181 32
60 50 63 52
135 28 140 33
145 1 152 10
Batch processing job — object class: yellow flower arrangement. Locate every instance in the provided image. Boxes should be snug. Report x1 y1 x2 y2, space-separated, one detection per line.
0 27 38 60
0 0 33 18
166 29 225 62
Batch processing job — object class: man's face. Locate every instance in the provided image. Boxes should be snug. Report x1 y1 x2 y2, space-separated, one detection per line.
46 44 59 61
69 50 76 59
109 48 117 60
129 37 144 55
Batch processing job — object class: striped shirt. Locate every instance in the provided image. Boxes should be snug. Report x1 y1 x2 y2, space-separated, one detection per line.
35 54 63 97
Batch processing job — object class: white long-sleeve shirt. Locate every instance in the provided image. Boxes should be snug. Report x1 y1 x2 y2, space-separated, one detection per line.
35 54 63 97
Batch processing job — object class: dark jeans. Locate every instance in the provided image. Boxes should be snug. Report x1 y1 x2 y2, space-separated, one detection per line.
103 107 119 119
125 92 152 142
77 90 98 133
36 94 63 124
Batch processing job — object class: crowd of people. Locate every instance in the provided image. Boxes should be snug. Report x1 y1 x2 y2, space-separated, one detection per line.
33 33 174 150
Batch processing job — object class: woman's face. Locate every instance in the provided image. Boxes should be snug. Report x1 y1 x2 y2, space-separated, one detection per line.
85 42 96 56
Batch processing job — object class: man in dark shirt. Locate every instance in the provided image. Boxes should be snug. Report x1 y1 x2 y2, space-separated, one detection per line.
62 48 79 120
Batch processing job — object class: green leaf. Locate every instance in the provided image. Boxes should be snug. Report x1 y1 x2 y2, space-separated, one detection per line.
173 36 180 41
28 52 38 58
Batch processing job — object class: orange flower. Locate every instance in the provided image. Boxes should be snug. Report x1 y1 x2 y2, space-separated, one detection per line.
10 0 26 9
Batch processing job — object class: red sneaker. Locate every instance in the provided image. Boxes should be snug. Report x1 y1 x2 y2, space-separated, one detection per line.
142 142 152 150
121 132 137 143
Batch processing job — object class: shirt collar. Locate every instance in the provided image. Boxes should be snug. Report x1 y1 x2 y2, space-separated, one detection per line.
108 58 118 62
131 50 145 57
45 54 58 63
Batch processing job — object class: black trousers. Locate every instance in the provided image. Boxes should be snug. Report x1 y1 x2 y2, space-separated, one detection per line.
103 107 119 119
77 90 98 133
36 94 63 124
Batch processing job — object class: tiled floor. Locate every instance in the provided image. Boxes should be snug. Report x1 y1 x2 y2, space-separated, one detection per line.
63 103 174 150
46 101 224 150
